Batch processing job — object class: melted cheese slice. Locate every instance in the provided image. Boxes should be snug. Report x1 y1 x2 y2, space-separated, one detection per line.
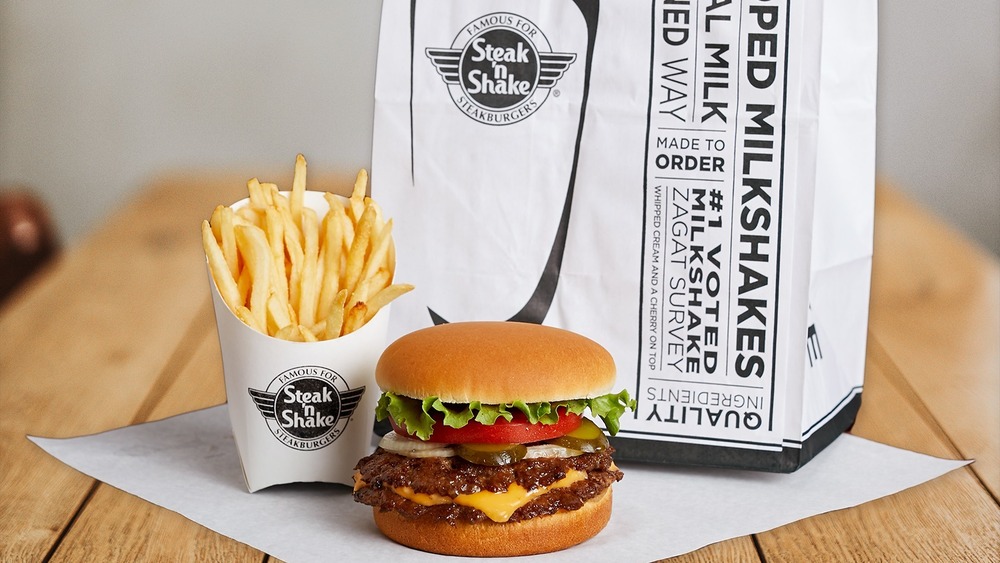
392 469 588 523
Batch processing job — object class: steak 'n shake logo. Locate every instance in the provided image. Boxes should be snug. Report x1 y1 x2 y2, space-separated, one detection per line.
426 13 577 125
248 366 364 451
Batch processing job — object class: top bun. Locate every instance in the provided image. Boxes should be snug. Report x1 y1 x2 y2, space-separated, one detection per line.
376 321 616 404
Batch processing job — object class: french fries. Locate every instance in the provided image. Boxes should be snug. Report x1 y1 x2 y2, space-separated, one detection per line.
202 154 413 340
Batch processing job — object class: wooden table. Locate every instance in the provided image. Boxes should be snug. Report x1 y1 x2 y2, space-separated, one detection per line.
1 175 997 561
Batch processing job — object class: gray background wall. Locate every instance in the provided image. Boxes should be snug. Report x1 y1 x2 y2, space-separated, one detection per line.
2 1 998 255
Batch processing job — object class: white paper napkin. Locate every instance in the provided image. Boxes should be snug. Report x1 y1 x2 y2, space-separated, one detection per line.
29 405 968 562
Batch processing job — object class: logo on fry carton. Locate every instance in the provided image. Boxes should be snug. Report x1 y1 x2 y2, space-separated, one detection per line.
248 366 365 451
426 12 576 125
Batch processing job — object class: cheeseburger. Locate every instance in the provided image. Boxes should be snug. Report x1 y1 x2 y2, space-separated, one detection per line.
352 321 635 557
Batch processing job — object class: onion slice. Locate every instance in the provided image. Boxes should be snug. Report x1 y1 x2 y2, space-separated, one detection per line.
378 431 456 457
523 443 584 459
378 431 585 460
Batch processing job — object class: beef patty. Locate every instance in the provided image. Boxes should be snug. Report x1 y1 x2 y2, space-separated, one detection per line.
353 447 623 525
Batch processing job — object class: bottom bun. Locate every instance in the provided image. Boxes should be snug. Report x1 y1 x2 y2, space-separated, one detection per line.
372 488 613 557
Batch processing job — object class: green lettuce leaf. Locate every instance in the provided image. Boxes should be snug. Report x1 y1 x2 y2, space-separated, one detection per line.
587 389 637 435
375 392 436 440
427 398 475 429
375 390 637 440
472 403 513 425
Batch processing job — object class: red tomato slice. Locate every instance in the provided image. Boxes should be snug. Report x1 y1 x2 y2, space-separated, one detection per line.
390 410 583 444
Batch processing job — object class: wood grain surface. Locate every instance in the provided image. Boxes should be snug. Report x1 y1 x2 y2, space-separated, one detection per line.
1 178 997 562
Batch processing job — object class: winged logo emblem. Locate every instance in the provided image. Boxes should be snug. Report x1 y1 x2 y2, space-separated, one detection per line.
426 48 577 89
424 15 579 127
248 385 366 422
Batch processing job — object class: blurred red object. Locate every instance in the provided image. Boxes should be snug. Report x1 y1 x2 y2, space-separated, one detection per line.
0 189 59 303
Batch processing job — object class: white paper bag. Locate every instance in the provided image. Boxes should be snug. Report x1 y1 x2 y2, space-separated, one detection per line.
371 0 877 471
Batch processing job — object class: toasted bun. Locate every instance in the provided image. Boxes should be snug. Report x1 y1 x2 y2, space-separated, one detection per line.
372 488 613 557
376 321 616 404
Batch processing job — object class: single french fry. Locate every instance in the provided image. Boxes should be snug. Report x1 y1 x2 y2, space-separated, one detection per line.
272 187 290 212
342 302 368 336
324 193 354 257
280 206 303 258
365 283 414 322
311 320 327 336
267 293 292 335
315 256 325 302
298 325 319 342
229 212 255 228
349 169 368 222
367 197 384 232
210 205 224 239
235 305 263 334
210 205 226 260
322 192 341 212
349 268 390 315
202 221 241 313
236 265 251 306
324 289 349 339
264 207 288 312
260 182 278 202
290 153 307 226
352 169 368 199
318 207 345 318
347 277 371 312
275 325 303 342
288 260 301 317
271 255 290 324
237 206 263 228
369 267 392 296
219 207 239 279
235 224 271 332
361 218 393 284
247 178 270 209
281 208 304 312
343 203 377 295
341 212 355 254
298 208 320 326
387 237 396 278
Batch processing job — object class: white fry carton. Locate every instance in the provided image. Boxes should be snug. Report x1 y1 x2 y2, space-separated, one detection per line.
208 192 390 491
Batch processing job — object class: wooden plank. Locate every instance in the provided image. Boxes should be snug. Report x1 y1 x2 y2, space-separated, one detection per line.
132 299 225 423
48 302 265 562
49 489 263 563
756 469 998 563
868 185 1000 498
0 174 246 561
754 339 1000 562
654 538 761 562
0 446 94 560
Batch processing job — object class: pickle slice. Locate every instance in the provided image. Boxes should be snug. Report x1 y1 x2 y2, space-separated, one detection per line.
455 443 528 466
547 418 609 453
